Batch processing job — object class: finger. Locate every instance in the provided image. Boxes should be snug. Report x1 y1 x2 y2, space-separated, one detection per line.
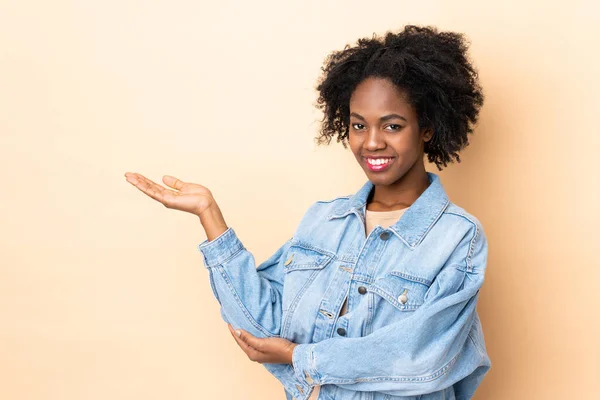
162 175 185 191
125 173 175 204
238 329 264 351
229 326 253 352
228 327 263 362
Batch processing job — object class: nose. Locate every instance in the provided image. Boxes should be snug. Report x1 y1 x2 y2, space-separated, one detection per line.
364 127 386 151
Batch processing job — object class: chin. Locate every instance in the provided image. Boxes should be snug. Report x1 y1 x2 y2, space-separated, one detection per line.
364 171 402 186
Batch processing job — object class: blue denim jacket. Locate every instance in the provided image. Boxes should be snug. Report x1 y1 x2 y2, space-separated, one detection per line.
197 172 491 400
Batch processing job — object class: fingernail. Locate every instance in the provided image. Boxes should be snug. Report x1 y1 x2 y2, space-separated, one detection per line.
235 330 241 337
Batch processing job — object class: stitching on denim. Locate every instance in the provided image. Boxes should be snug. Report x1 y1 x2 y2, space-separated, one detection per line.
468 329 486 361
322 350 460 385
281 268 322 338
207 268 222 306
288 242 337 259
443 211 479 273
388 198 449 248
286 243 357 264
388 230 412 248
388 271 432 287
211 242 245 267
309 346 319 380
217 266 278 337
368 285 420 311
412 198 450 248
283 251 334 272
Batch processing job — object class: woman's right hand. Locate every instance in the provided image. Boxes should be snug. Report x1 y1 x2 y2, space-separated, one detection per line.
124 172 215 217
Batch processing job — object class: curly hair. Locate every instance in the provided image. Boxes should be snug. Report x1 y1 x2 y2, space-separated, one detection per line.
314 25 484 170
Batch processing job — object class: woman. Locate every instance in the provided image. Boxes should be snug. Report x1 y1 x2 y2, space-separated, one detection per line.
125 25 490 400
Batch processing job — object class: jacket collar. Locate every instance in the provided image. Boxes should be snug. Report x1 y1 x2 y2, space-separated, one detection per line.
327 172 450 248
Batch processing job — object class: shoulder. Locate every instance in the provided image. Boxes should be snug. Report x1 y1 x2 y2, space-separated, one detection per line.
291 194 353 235
439 202 487 272
442 202 485 237
303 194 353 218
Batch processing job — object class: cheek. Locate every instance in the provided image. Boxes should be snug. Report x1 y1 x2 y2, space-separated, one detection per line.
348 136 361 157
391 133 421 157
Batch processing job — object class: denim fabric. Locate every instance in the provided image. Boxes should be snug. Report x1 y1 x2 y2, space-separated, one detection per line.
197 172 491 400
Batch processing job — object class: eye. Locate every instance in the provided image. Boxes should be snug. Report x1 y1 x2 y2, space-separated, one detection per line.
385 124 403 132
351 123 365 131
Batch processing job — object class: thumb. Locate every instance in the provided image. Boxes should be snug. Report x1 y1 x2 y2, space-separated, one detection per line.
162 175 185 190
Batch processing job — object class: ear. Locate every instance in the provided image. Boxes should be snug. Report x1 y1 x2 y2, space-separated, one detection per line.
422 128 434 143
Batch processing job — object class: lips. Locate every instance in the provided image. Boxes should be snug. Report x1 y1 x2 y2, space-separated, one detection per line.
363 157 394 172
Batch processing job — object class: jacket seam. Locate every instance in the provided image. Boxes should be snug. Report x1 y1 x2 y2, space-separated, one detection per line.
289 241 338 259
467 326 486 361
321 350 460 385
281 268 322 338
443 212 480 273
215 244 246 266
388 271 432 287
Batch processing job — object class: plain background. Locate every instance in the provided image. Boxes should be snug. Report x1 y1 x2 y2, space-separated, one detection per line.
1 0 598 399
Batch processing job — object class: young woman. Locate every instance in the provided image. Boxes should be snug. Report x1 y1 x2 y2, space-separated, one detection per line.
125 25 490 400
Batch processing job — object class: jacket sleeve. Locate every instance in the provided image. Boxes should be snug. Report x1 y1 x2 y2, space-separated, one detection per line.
197 227 314 400
291 222 491 397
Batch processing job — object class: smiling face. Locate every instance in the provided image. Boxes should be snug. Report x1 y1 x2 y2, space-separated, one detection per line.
348 77 432 187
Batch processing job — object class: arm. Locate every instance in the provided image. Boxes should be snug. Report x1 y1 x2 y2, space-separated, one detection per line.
291 222 491 397
197 224 291 337
197 208 313 399
123 172 311 399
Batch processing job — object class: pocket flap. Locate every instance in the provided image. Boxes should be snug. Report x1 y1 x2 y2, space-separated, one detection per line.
369 272 430 311
283 245 333 272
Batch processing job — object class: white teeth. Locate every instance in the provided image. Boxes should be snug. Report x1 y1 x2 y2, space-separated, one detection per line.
367 158 391 166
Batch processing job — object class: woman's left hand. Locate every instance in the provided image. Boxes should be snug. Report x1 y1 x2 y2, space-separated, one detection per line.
227 324 298 364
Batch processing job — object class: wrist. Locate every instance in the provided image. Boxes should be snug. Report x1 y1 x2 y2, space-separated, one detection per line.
198 202 228 242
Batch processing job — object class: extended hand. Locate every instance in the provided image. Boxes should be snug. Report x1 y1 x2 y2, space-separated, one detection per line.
227 324 298 364
124 172 214 216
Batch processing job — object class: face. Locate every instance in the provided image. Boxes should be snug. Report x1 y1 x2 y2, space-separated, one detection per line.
348 77 432 187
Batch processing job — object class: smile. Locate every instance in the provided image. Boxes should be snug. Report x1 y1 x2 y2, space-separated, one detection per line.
364 157 394 171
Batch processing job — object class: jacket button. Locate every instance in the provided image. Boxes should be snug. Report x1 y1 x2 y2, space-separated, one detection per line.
358 286 367 294
379 231 391 240
398 289 408 304
337 327 346 336
284 253 294 266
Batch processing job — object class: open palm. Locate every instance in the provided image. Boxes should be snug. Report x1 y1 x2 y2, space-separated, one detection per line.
124 172 214 216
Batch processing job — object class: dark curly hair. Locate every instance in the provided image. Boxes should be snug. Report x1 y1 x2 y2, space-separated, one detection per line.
314 25 484 170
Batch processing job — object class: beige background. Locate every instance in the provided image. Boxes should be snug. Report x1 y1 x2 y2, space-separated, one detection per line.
1 0 598 399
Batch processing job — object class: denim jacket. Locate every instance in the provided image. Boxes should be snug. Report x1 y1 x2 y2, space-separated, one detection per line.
197 172 491 400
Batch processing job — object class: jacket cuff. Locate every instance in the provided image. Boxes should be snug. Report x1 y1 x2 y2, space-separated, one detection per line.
292 343 320 388
197 227 244 268
264 363 313 400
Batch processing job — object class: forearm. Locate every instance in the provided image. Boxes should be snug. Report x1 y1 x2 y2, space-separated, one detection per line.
198 202 228 242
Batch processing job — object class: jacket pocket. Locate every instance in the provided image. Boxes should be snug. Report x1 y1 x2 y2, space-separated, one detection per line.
369 271 430 311
281 244 333 313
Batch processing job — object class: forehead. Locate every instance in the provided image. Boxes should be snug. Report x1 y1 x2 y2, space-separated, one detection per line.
349 77 413 116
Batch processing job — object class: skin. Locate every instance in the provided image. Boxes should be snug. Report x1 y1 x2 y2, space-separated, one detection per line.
124 76 434 365
349 76 433 211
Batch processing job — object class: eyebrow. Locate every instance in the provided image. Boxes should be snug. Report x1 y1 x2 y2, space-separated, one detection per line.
350 112 407 122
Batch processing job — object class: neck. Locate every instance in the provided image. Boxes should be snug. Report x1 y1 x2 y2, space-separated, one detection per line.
367 163 430 211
